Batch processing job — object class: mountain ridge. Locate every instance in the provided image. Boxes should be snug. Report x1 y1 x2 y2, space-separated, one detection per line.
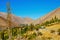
0 12 33 27
0 8 60 27
32 8 60 24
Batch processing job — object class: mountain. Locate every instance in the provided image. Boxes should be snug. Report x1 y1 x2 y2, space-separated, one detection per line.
23 17 33 24
32 8 60 24
0 8 60 28
0 12 33 28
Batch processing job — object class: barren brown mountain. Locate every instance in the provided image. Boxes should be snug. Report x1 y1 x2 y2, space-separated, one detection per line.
0 12 33 28
32 8 60 24
23 17 33 24
0 8 60 28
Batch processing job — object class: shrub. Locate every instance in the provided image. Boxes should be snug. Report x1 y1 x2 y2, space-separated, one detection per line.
50 30 55 33
57 29 60 35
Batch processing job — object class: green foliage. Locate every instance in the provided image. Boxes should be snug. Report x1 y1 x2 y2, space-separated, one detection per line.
28 32 36 40
1 30 9 40
12 27 18 37
20 25 29 35
38 32 43 36
0 16 60 40
21 28 27 35
57 29 60 35
54 16 58 22
42 16 60 26
29 24 35 31
58 19 60 23
50 30 55 33
35 24 41 30
44 21 50 26
50 18 54 23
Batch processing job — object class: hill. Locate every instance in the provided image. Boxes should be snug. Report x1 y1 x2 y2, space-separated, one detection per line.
0 8 60 40
0 8 60 27
32 8 60 24
0 12 33 27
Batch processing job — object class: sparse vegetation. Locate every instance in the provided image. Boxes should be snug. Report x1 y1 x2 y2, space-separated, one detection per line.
43 16 60 26
50 30 55 33
57 29 60 35
0 16 60 40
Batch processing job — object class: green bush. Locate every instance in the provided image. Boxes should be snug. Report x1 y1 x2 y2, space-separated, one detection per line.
28 32 36 40
1 30 9 40
50 30 55 33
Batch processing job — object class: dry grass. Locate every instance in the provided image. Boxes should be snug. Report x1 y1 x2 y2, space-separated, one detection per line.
23 23 60 40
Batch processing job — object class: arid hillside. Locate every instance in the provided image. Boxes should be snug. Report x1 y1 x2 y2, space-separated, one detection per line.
0 8 60 40
32 8 60 24
0 12 33 27
0 8 60 27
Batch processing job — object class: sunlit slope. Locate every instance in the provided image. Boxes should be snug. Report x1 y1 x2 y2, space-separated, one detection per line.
40 24 60 40
23 23 60 40
32 8 60 24
0 16 7 27
0 12 33 27
38 23 60 40
46 23 60 30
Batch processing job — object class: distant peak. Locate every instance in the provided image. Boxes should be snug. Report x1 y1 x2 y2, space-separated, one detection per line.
24 17 33 20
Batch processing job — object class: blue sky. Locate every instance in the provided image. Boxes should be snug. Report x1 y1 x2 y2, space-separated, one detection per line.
0 0 60 19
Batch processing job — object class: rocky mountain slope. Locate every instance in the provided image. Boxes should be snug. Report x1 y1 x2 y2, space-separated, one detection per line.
0 8 60 27
32 8 60 24
0 12 33 27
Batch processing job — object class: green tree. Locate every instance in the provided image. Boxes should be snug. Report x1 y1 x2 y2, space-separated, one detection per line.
1 30 9 40
38 32 43 36
1 31 4 40
12 27 18 37
29 24 34 31
44 21 50 26
50 30 55 33
28 32 36 40
57 29 60 35
35 24 41 31
58 19 60 23
50 18 54 23
54 16 58 22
